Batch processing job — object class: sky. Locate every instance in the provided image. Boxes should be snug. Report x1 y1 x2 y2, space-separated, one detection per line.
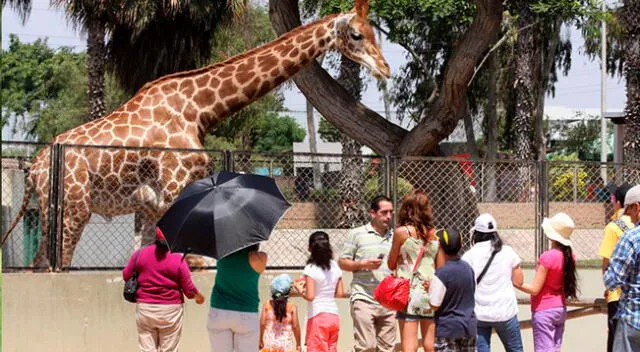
1 0 628 142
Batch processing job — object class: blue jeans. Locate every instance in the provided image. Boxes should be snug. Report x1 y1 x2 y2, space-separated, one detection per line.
476 315 523 352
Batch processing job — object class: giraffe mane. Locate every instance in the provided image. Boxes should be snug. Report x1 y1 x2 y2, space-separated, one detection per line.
133 13 341 96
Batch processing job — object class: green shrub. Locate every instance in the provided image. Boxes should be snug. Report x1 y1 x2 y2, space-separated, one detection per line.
363 177 413 201
309 188 338 201
551 169 587 201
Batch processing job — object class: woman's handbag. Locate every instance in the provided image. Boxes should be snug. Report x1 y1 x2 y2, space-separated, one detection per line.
374 245 426 311
123 248 142 303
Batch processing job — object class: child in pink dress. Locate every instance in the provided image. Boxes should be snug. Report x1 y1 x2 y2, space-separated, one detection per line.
260 274 301 352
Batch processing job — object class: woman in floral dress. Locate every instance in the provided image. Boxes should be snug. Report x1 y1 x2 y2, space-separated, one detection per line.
388 190 440 352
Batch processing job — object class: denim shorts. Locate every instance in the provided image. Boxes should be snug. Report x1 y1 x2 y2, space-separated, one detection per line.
396 310 433 322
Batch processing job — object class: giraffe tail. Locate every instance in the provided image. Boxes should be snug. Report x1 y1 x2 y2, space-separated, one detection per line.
1 177 35 246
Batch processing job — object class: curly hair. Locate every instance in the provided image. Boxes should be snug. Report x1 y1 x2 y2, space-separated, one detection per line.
397 190 435 241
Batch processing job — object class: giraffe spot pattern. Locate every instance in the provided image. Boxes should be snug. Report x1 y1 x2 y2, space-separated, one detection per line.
20 12 350 268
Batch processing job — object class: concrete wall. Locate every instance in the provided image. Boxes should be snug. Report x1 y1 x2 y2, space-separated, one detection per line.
3 270 607 351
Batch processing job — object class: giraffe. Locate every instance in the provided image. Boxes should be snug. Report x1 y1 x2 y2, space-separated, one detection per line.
1 0 390 269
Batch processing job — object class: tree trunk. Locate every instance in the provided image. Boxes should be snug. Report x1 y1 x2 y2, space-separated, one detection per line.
337 56 367 228
268 0 501 236
485 50 498 202
513 3 537 161
268 0 503 156
464 107 480 159
623 0 640 165
379 79 393 121
86 19 106 121
306 99 322 189
535 18 562 161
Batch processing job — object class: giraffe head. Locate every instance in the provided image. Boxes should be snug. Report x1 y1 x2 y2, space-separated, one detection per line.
333 0 390 79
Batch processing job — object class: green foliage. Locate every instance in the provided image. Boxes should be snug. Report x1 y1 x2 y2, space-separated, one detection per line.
552 113 613 161
254 114 306 153
210 94 305 152
103 0 247 93
203 135 240 150
363 177 413 200
209 4 275 63
206 4 305 153
579 6 624 77
551 168 588 200
318 117 342 142
1 35 128 142
310 188 339 201
548 153 586 200
1 35 59 129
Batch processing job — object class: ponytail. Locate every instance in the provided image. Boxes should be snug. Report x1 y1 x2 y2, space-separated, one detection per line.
560 244 578 300
307 231 333 271
473 231 503 253
155 239 169 253
271 295 288 322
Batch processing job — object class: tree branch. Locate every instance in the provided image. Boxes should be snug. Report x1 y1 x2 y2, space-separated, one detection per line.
397 0 503 156
468 22 538 87
268 0 406 155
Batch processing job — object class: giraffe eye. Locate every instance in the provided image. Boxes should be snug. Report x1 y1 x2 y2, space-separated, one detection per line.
350 32 363 41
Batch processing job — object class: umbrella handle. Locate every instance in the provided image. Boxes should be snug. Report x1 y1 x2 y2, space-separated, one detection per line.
181 248 193 262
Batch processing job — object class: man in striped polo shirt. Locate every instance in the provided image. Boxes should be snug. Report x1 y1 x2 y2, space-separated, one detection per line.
339 195 396 352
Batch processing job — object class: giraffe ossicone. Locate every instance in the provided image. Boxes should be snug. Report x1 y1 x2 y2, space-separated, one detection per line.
1 0 390 269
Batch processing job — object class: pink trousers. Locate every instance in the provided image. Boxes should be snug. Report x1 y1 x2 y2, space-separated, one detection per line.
305 313 340 352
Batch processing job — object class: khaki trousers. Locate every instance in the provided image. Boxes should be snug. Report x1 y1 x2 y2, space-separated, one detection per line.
136 303 184 352
350 299 397 352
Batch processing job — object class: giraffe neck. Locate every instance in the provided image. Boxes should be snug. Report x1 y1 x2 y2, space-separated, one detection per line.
143 13 349 143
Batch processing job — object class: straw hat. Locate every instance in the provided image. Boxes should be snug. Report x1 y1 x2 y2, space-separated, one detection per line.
542 212 575 247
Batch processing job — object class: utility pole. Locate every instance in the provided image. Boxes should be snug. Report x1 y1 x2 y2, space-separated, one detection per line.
600 0 608 182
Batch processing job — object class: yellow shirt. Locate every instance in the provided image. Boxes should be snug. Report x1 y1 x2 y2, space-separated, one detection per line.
599 212 635 302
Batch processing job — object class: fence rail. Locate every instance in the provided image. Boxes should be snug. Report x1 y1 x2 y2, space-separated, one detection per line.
2 140 639 270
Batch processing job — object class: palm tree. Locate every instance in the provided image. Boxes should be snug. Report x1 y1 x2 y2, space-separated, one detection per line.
337 56 367 228
622 0 640 164
50 0 246 120
105 1 246 94
4 0 246 120
2 0 30 24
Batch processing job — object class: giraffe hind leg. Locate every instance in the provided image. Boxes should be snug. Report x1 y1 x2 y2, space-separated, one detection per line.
59 204 92 269
32 198 51 270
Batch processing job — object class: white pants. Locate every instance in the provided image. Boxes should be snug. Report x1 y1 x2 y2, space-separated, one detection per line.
136 303 184 352
207 307 259 352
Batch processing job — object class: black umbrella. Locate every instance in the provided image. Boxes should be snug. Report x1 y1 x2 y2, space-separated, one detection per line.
157 171 291 259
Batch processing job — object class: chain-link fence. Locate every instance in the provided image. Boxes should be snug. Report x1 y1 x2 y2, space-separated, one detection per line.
2 140 640 270
546 161 640 264
2 141 51 269
231 151 386 268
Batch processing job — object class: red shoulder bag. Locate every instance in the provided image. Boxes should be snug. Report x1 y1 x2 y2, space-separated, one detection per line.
373 244 426 311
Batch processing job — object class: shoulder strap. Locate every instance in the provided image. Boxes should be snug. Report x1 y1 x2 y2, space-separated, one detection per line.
476 250 498 284
613 219 631 233
412 245 426 273
132 247 143 276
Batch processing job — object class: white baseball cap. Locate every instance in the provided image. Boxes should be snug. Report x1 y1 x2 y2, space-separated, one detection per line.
471 213 498 233
542 212 575 247
623 185 640 207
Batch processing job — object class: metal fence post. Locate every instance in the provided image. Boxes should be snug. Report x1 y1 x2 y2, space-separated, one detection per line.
391 156 399 230
573 166 578 203
223 150 233 172
47 143 64 270
536 160 549 258
384 155 391 198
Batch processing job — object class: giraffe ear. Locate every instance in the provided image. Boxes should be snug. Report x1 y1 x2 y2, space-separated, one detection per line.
355 0 369 19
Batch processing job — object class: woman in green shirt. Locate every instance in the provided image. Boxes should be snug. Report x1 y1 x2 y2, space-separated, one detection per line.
207 244 268 352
